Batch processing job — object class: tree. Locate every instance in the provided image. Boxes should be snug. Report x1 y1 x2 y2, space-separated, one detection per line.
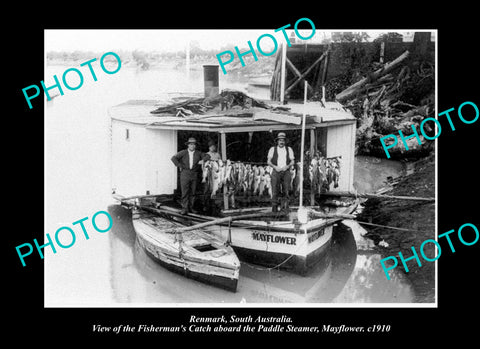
331 32 370 43
132 50 150 70
373 32 403 43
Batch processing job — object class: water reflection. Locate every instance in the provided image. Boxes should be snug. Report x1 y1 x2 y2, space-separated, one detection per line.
334 221 413 303
354 155 406 193
107 205 413 304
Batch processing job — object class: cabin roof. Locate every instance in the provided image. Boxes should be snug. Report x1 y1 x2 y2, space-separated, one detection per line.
108 98 355 133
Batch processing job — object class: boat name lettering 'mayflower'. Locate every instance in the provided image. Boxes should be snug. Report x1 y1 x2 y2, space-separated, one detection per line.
22 52 122 110
252 232 297 245
216 17 316 75
15 210 113 267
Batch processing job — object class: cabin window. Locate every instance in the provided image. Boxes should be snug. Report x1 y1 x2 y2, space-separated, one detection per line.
125 128 130 141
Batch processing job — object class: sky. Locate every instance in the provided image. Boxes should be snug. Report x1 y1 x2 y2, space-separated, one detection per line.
45 29 274 52
45 29 430 53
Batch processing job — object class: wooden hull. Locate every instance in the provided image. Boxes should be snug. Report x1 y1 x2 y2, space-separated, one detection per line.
140 244 239 292
132 210 240 292
121 196 358 277
205 222 334 275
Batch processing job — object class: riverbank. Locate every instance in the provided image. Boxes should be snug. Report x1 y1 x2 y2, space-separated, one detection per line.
357 151 435 302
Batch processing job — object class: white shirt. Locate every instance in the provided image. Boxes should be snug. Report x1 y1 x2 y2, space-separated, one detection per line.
188 150 194 169
267 146 294 168
207 151 221 161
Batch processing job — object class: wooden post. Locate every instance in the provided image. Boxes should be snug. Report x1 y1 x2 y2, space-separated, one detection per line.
299 81 308 208
280 43 287 104
321 47 329 87
220 132 228 210
321 47 329 105
310 128 315 206
270 49 282 100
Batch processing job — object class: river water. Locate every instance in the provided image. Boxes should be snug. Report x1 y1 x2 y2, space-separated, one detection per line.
44 64 415 306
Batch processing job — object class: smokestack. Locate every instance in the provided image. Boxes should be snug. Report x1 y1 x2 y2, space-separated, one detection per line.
203 65 219 98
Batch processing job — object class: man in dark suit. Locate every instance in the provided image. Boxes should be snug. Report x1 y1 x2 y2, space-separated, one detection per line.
171 137 206 215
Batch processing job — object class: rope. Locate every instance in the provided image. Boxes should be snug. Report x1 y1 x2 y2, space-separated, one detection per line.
355 220 424 233
242 231 311 272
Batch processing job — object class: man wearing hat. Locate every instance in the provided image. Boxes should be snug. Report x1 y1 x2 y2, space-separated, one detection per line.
171 137 206 215
267 132 295 212
206 140 221 161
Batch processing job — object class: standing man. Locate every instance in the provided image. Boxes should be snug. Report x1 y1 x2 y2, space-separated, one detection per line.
267 132 295 212
205 140 221 161
171 137 205 215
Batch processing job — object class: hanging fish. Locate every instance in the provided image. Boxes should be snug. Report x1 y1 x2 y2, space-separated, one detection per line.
224 160 232 180
237 162 246 193
245 164 254 193
258 174 266 197
249 168 255 193
217 160 227 187
202 160 212 183
318 157 328 192
225 160 236 191
327 160 334 189
241 165 249 193
331 158 341 188
310 158 319 193
252 165 261 195
210 161 222 198
264 173 272 198
289 165 296 192
294 162 302 196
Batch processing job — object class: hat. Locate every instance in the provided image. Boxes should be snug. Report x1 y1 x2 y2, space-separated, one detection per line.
185 137 197 145
275 132 287 141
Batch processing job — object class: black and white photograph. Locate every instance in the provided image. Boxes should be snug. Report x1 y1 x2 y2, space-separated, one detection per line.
7 12 479 342
42 29 436 306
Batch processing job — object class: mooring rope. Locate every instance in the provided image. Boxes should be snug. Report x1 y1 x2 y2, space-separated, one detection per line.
242 232 311 272
355 220 425 233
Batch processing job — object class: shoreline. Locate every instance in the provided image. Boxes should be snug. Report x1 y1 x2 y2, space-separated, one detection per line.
357 152 435 302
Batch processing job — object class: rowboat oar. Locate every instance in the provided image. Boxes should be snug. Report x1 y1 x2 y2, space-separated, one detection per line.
166 211 287 233
135 203 287 233
113 193 172 202
309 211 356 219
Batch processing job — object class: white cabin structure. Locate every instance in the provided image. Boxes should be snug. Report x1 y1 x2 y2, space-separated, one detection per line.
109 98 356 206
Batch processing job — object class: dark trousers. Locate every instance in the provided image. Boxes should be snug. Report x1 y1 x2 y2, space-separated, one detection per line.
180 169 198 211
271 170 291 206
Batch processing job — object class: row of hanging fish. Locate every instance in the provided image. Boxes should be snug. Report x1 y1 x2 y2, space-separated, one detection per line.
202 160 274 200
308 151 341 194
201 155 341 201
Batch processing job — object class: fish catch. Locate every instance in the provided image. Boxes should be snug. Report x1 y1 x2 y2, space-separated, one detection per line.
203 160 274 202
306 150 341 194
202 153 340 206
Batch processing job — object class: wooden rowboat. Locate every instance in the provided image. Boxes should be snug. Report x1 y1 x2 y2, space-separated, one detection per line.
120 195 359 276
132 208 240 292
